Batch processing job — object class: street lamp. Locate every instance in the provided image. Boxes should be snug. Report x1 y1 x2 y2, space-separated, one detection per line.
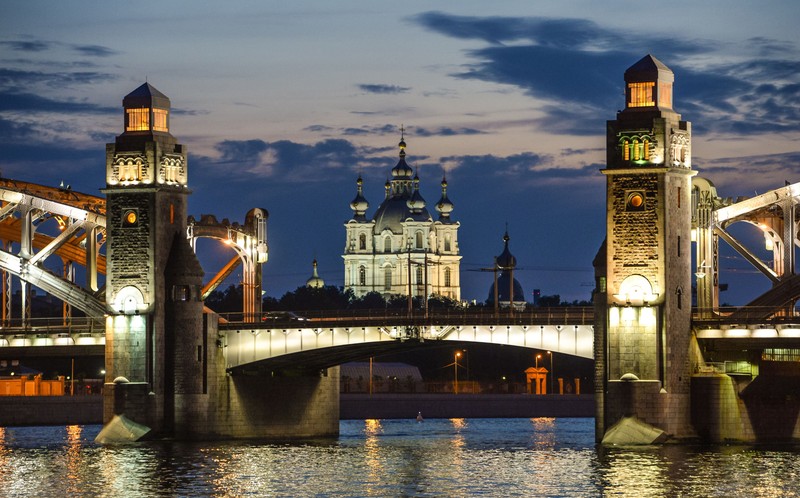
536 353 542 369
454 351 462 394
547 351 554 395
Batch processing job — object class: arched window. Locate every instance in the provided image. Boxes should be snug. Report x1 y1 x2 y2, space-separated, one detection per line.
359 266 366 286
632 139 640 161
444 233 452 252
444 267 451 287
416 265 423 284
415 231 423 249
359 233 366 250
384 235 392 253
622 139 630 161
384 267 392 290
643 139 650 161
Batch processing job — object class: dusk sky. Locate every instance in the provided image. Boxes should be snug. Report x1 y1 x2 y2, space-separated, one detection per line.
1 1 799 305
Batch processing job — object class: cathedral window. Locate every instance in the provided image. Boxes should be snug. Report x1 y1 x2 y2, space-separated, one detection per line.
416 265 423 284
359 266 366 286
415 231 423 249
628 82 655 107
359 233 366 250
444 267 451 287
384 235 392 253
384 267 392 290
444 233 451 252
126 108 150 131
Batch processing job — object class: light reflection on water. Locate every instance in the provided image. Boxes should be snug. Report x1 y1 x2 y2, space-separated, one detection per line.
0 419 799 496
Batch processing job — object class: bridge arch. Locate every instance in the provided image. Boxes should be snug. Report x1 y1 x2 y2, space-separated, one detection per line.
222 322 593 373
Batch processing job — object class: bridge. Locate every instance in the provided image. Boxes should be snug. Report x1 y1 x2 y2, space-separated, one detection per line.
2 60 800 443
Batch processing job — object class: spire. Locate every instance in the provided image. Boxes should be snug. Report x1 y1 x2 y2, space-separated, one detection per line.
349 174 369 220
391 128 413 180
496 229 517 270
435 174 454 220
407 169 426 213
306 259 325 288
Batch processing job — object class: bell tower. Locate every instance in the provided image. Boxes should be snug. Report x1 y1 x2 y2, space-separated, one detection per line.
102 82 200 433
595 55 695 441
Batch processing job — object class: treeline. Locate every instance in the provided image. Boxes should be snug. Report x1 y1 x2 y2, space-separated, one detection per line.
205 284 590 313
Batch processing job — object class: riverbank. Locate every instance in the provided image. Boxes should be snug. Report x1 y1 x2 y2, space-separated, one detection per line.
340 393 594 419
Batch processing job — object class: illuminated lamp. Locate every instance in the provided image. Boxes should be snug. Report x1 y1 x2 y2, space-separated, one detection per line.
122 209 139 228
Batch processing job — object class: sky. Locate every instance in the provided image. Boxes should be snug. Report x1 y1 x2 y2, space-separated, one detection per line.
1 1 799 306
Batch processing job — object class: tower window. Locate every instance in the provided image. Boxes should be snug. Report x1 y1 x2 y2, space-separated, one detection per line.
153 108 168 132
622 139 630 161
359 266 366 286
416 231 423 249
359 233 367 251
384 235 392 253
628 82 655 107
643 139 650 161
633 139 640 161
126 108 150 131
444 267 451 287
658 82 672 108
444 233 451 252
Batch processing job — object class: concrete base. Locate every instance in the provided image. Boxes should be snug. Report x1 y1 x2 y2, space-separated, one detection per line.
605 380 693 440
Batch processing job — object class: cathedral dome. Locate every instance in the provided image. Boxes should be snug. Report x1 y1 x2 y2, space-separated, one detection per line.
495 231 516 269
306 259 325 288
371 135 431 233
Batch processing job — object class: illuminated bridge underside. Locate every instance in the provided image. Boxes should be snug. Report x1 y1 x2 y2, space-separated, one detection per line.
223 324 593 372
695 323 800 351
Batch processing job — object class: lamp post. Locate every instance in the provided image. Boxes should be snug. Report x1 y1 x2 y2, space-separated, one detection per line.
535 353 541 369
454 351 462 394
547 351 554 395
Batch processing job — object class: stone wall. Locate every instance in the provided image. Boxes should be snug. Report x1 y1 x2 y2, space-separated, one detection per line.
0 396 102 426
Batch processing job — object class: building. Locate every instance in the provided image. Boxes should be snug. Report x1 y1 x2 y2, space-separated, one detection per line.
343 135 461 301
486 230 526 309
306 259 325 288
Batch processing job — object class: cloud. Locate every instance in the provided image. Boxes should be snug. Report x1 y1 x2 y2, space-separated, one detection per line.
0 68 117 90
413 126 486 137
358 84 411 94
411 12 800 137
0 40 51 52
0 90 116 114
72 44 118 57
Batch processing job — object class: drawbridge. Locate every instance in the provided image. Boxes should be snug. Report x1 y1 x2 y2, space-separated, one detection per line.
693 178 800 320
0 178 267 327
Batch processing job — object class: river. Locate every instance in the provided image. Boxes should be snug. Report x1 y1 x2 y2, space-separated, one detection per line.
1 418 799 496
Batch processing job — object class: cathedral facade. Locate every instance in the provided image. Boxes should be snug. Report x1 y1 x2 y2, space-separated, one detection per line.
343 136 461 301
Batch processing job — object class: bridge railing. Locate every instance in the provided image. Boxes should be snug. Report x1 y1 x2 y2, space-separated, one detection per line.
692 306 800 327
0 316 105 335
218 307 596 328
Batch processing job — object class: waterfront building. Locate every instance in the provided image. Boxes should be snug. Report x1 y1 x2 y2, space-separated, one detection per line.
343 135 461 300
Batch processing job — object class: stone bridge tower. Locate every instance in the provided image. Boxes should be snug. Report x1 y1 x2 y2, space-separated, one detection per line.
595 55 696 442
102 83 203 434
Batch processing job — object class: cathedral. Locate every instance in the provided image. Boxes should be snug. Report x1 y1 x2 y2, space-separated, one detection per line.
343 135 461 301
